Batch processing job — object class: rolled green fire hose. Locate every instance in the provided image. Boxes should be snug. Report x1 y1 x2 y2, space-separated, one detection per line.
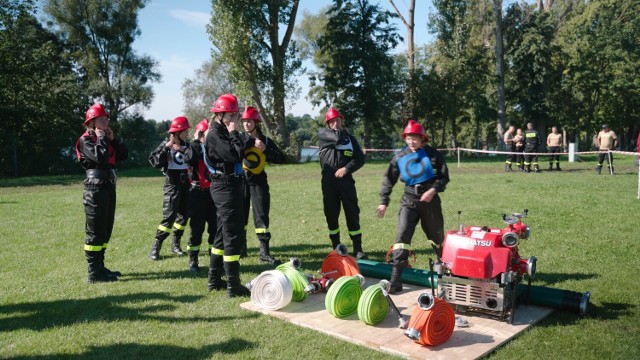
275 262 309 302
325 276 363 318
357 283 389 325
356 259 438 288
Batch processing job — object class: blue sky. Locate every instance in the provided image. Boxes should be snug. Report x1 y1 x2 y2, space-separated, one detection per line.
135 1 432 121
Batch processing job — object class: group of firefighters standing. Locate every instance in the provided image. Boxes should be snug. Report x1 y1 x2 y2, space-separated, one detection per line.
503 123 618 174
76 94 451 298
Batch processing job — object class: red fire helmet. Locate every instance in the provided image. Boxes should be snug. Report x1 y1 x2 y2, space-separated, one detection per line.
325 107 343 123
210 94 239 113
195 119 208 132
402 119 428 141
168 116 191 133
84 104 109 125
241 106 262 122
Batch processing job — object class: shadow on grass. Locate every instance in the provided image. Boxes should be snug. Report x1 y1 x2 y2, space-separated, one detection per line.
8 339 256 359
0 292 256 333
0 168 162 188
585 301 636 321
532 272 598 286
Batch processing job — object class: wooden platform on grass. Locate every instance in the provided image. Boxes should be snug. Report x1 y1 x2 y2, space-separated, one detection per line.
240 278 554 359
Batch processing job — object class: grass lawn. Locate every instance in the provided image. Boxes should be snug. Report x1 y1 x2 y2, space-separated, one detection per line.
1 155 639 359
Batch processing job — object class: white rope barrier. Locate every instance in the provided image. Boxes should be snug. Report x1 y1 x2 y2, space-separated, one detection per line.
248 270 293 310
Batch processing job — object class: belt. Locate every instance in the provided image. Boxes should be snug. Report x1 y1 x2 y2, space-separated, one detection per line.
86 169 116 180
409 183 428 196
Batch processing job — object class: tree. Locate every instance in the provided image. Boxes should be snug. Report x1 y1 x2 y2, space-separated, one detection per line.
1 0 84 177
182 58 235 127
389 0 417 119
492 0 507 148
43 0 161 122
208 0 302 147
313 0 402 148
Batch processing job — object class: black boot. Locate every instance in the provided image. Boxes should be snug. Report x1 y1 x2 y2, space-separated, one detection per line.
388 265 404 294
100 249 121 278
330 233 341 249
556 163 562 171
149 238 163 260
86 250 117 284
548 163 553 171
259 241 282 265
188 250 199 272
171 236 184 256
525 165 531 173
224 261 250 298
597 165 602 175
207 254 226 291
351 237 368 260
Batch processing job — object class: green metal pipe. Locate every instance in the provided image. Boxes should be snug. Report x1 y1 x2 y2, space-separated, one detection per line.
518 284 590 315
356 259 437 288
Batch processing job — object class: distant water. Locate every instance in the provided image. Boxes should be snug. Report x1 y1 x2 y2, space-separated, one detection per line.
300 147 320 162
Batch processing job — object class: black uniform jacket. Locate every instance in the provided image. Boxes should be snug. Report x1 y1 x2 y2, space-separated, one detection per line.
204 121 254 174
379 145 449 206
77 131 128 170
317 128 364 175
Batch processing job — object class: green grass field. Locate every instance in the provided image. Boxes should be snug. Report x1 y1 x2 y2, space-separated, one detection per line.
1 155 639 359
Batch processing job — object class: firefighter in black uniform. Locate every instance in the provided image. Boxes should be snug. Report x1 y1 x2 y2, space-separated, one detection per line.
376 120 449 293
318 107 367 260
503 125 515 172
204 94 256 297
524 122 541 173
76 104 128 283
240 106 286 265
148 116 191 260
184 119 216 272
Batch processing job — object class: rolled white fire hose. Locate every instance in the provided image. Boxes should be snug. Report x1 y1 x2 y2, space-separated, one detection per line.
249 270 293 310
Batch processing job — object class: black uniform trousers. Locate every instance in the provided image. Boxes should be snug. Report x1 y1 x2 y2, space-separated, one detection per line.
515 145 525 168
506 144 516 164
524 146 538 165
156 174 190 241
548 146 562 164
187 186 216 252
598 151 614 166
210 174 244 261
84 179 116 251
243 179 271 243
391 193 444 266
321 172 361 241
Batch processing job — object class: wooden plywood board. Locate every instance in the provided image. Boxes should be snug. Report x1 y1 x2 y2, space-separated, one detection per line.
240 279 553 360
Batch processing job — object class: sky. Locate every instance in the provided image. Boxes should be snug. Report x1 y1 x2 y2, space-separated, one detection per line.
135 1 432 121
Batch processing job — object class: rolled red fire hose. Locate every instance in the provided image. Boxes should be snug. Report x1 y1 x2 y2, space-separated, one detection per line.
321 244 360 281
405 295 455 346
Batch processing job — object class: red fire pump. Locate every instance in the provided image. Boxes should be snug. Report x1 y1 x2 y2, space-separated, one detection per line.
435 210 537 323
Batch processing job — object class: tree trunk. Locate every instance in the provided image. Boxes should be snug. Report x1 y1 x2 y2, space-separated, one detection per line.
389 0 416 118
493 0 506 149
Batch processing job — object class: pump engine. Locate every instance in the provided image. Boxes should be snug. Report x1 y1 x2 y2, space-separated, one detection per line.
436 210 537 323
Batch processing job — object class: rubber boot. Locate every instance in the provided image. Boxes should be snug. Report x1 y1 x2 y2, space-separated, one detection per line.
556 163 562 171
207 254 227 291
100 249 120 278
525 164 531 173
224 261 250 298
388 265 404 294
188 250 199 272
330 234 341 249
597 165 602 175
548 163 553 171
431 244 443 262
259 241 281 265
149 238 163 260
87 251 117 284
351 237 368 260
171 236 185 256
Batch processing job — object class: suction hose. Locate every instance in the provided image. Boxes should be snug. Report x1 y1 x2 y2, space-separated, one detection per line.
356 259 438 288
518 284 590 315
